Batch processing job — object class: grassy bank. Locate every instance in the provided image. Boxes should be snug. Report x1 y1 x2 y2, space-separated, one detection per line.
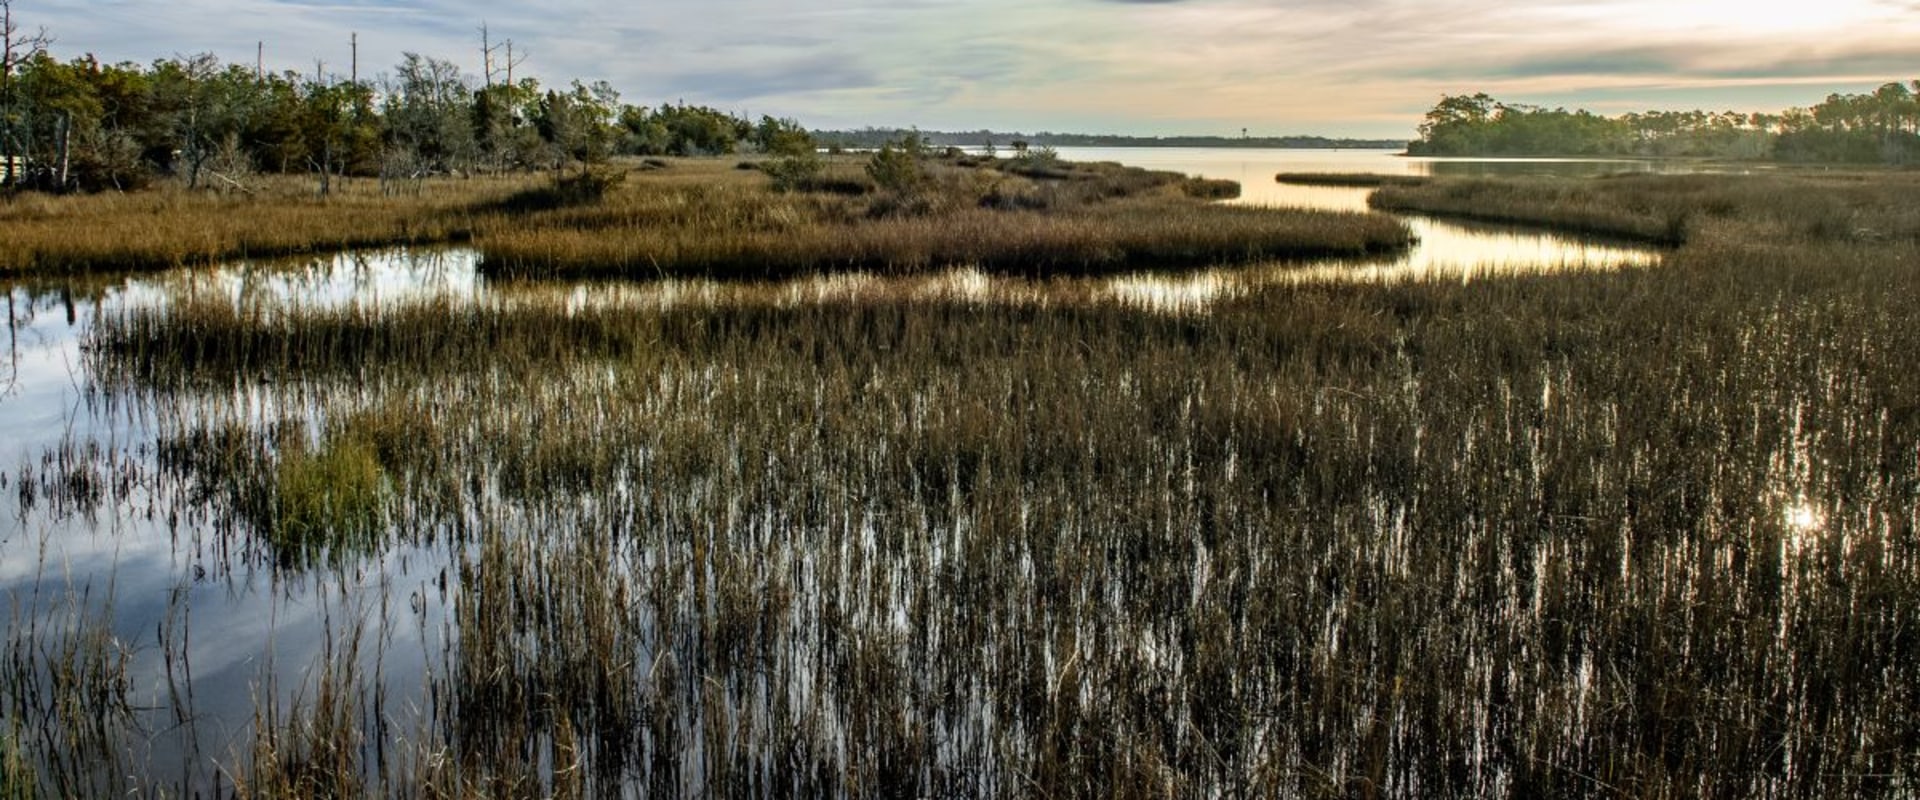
0 174 520 274
40 171 1919 795
0 155 1411 279
1369 170 1920 246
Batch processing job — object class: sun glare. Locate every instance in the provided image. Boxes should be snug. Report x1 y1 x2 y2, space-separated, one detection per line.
1784 500 1825 535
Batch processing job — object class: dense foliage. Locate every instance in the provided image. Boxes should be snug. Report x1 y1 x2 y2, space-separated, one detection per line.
1409 82 1920 163
0 30 810 192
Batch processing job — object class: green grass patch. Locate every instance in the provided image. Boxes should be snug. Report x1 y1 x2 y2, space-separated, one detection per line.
267 433 388 562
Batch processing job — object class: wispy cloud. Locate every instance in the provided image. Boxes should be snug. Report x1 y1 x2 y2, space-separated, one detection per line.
26 0 1920 137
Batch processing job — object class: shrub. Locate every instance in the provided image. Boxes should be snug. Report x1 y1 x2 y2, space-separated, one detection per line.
490 167 625 212
866 142 925 196
1182 177 1241 200
763 152 826 193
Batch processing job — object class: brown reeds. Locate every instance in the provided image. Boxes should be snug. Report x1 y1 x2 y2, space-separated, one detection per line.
1 155 1412 281
1276 172 1429 188
1368 170 1920 247
2 582 138 798
0 173 528 275
475 156 1410 280
6 169 1918 796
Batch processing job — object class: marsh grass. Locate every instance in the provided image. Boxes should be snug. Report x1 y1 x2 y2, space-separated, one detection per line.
475 156 1409 279
1276 172 1429 188
2 156 1407 281
0 174 527 275
1369 171 1920 247
13 170 1920 796
483 169 627 214
149 410 399 568
266 430 390 565
0 729 27 800
238 628 370 800
2 582 138 798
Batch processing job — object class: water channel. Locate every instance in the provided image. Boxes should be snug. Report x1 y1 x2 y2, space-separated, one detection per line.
0 148 1673 791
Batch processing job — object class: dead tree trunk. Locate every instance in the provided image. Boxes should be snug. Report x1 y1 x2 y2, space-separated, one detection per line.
54 109 69 190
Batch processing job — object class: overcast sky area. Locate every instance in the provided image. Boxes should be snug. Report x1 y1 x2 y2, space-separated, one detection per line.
22 0 1920 138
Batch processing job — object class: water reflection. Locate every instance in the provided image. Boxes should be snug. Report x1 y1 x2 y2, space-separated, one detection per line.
0 149 1675 454
1048 147 1667 304
126 248 486 312
1102 214 1660 311
1047 146 1737 207
0 150 1894 796
0 150 1671 775
1783 500 1825 535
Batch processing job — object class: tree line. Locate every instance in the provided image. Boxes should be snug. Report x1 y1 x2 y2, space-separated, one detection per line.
1409 81 1920 163
0 4 813 193
815 128 1403 151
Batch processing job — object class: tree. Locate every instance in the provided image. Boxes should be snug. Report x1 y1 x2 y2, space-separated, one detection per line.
752 114 813 155
1410 92 1496 155
10 53 105 189
472 77 541 171
613 103 668 155
530 79 616 170
299 78 380 192
145 54 262 188
383 53 475 175
1 0 52 186
754 115 820 192
67 57 154 189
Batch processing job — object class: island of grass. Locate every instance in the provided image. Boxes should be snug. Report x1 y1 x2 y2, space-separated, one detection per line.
1274 172 1430 188
475 152 1412 280
0 150 1413 280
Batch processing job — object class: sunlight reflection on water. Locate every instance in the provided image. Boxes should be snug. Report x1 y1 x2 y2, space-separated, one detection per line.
0 149 1678 458
0 149 1678 455
1051 147 1668 310
1783 500 1826 536
0 150 1855 795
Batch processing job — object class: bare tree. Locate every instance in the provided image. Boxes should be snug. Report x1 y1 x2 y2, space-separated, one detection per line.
1 0 53 186
479 23 527 90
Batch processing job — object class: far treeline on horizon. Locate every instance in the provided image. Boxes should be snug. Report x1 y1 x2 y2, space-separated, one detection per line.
3 10 1919 193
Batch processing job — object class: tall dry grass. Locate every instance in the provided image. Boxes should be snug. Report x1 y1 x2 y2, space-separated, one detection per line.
2 156 1412 280
0 174 528 275
477 156 1410 280
7 169 1917 796
1370 170 1920 247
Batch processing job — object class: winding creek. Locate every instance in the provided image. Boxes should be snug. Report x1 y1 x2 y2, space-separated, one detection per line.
1 149 1676 791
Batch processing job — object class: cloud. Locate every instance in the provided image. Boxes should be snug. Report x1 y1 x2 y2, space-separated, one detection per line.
22 0 1920 138
1493 49 1692 80
664 57 882 103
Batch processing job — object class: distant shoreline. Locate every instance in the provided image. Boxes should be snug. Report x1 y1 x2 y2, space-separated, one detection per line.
814 129 1406 151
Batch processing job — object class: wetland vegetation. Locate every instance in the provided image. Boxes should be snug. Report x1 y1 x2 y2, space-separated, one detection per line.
0 152 1410 278
3 157 1917 796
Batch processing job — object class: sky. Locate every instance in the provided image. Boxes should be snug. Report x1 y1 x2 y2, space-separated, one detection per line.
20 0 1920 139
